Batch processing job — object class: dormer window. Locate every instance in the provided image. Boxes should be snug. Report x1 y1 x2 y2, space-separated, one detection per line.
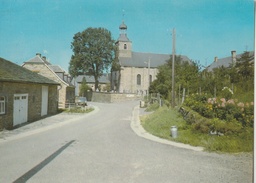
124 44 127 50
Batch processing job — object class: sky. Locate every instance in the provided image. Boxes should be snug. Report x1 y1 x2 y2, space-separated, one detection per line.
0 0 254 72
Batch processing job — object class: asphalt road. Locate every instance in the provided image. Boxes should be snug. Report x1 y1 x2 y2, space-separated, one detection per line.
0 101 253 183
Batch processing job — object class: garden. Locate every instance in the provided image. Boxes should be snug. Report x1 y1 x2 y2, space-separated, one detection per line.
141 94 253 153
142 51 254 153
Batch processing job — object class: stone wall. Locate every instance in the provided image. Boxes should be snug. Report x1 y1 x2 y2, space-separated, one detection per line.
0 82 58 130
91 92 140 103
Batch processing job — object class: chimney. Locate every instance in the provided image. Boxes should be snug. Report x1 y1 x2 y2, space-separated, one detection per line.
42 56 46 61
36 53 41 57
214 56 218 62
231 50 236 66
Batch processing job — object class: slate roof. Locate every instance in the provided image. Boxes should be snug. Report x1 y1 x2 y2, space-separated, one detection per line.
0 57 59 85
206 51 254 71
76 74 110 84
48 65 65 73
24 55 73 86
119 51 190 68
24 55 51 65
117 34 130 42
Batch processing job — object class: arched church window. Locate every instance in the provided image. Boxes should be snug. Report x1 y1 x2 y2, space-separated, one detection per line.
124 44 127 50
137 74 141 85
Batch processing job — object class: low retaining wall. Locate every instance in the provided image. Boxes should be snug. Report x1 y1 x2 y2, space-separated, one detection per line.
91 92 141 103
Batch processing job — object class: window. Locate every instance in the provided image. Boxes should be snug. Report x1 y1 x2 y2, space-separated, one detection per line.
137 74 141 85
0 96 5 114
150 75 153 83
124 44 127 50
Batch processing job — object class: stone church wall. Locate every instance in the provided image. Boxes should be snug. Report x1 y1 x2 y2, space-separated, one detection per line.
119 67 158 94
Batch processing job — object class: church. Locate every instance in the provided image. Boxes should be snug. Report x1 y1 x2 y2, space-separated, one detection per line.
112 21 191 95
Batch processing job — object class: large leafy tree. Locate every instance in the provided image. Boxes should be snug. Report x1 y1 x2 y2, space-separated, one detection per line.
69 27 117 90
233 51 254 92
150 55 200 99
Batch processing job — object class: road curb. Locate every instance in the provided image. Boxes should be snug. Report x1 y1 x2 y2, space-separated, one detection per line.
130 105 204 152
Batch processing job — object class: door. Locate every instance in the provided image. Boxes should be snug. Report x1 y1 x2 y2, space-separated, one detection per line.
41 86 48 116
13 94 28 126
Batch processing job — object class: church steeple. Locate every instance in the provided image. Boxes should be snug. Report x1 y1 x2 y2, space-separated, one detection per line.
117 20 132 58
118 21 129 42
119 21 127 31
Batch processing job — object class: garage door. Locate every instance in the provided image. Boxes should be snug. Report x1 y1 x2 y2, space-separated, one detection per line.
13 94 28 126
41 86 48 116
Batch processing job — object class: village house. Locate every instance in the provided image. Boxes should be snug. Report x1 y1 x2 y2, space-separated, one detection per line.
71 74 110 101
73 74 110 94
206 50 254 71
0 57 59 130
23 53 75 108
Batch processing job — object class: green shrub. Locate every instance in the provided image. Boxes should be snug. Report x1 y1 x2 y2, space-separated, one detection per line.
183 93 254 127
180 106 243 135
209 118 242 135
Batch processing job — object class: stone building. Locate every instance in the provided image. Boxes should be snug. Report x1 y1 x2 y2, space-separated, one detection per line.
112 21 190 94
0 57 59 130
23 53 75 108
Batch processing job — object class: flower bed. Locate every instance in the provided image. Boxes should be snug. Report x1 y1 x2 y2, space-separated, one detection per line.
183 94 254 128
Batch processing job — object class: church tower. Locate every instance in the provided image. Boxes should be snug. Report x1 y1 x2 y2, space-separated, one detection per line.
116 21 132 58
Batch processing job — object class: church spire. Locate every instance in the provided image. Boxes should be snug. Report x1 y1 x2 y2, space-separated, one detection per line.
119 10 128 36
117 13 132 58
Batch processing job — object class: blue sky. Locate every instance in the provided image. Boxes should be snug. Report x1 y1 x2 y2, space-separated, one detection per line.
0 0 254 72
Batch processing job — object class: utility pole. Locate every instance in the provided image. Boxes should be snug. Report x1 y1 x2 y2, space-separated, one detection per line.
171 28 176 108
144 57 151 99
148 57 150 96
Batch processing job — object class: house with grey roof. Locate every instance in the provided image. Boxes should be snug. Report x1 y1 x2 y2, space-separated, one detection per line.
0 57 59 130
112 21 191 94
22 53 75 108
73 74 110 96
206 50 254 72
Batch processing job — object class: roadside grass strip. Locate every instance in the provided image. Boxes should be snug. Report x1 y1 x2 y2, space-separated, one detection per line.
140 105 253 153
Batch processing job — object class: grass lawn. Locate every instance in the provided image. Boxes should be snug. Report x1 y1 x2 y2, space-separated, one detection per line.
140 105 253 153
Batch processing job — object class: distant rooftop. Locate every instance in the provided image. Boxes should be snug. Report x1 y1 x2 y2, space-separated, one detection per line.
206 51 254 71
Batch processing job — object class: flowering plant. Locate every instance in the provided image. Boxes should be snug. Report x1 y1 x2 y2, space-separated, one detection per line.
183 93 254 127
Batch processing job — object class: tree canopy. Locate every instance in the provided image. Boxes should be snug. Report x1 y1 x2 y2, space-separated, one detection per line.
69 27 117 90
150 56 200 99
150 51 254 103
